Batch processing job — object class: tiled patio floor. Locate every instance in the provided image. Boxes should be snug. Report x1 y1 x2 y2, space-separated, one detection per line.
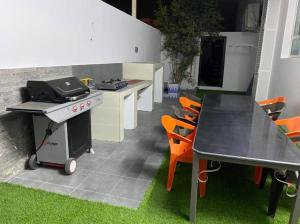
7 99 175 208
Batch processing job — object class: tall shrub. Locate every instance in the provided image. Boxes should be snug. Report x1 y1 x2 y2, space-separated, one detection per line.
157 0 223 84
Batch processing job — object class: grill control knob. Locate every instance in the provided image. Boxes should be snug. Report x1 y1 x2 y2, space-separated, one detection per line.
80 103 85 110
72 105 78 112
87 101 91 106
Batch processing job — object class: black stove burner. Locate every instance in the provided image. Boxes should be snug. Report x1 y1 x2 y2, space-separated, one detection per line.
96 79 128 91
102 78 122 84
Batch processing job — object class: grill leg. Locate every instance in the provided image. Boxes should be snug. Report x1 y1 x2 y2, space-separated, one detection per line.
88 148 95 154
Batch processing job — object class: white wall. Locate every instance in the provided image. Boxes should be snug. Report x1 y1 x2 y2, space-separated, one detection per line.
162 32 258 91
267 0 300 117
254 0 281 101
0 0 161 69
213 32 258 92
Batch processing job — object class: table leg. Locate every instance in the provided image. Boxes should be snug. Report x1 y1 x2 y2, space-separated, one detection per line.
199 159 208 198
259 168 271 189
189 152 200 223
267 171 286 217
289 174 300 224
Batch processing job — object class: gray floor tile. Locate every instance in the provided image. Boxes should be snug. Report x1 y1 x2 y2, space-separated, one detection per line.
19 168 88 188
70 189 106 202
74 168 96 176
109 144 150 161
145 153 164 165
111 177 150 201
123 127 153 142
9 177 43 188
37 183 74 195
77 173 120 194
97 158 137 176
11 100 173 208
77 157 107 170
122 160 146 179
79 143 118 161
18 168 55 179
92 141 119 159
154 141 169 152
103 195 140 209
138 162 161 180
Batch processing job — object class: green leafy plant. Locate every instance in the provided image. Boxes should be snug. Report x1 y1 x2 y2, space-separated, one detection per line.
157 0 223 84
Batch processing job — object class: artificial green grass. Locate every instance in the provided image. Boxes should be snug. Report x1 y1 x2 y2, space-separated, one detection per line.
196 89 246 99
0 157 297 224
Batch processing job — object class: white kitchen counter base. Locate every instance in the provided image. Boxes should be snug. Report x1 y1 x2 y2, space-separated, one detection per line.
91 80 153 142
123 63 164 103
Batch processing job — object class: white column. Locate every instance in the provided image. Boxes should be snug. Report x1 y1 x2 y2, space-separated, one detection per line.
124 93 137 129
255 0 282 101
154 67 164 103
132 0 137 18
137 85 154 111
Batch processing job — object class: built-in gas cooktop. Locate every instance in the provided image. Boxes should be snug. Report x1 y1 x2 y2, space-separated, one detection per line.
95 78 128 91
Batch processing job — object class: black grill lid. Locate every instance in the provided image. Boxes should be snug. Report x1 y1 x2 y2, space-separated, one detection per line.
27 76 90 103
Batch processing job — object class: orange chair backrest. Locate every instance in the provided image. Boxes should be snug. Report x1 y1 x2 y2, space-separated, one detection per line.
258 96 286 109
258 96 286 105
161 115 195 155
161 115 177 134
179 97 201 115
287 132 300 143
275 116 300 143
275 116 300 133
258 96 287 121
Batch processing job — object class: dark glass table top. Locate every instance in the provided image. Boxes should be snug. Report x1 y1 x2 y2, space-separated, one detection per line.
193 94 300 170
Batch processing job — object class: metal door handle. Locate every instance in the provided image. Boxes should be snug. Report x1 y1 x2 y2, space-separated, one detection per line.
65 91 90 101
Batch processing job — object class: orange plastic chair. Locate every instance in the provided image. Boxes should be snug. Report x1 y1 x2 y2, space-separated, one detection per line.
275 116 300 130
179 97 202 116
254 116 300 185
161 115 207 197
254 96 287 184
258 96 286 121
170 105 197 127
275 117 300 141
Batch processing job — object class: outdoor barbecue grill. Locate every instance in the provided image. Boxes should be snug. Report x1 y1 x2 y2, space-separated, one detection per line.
7 76 103 174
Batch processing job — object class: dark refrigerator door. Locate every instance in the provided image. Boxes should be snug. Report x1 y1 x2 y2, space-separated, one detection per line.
67 111 91 158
